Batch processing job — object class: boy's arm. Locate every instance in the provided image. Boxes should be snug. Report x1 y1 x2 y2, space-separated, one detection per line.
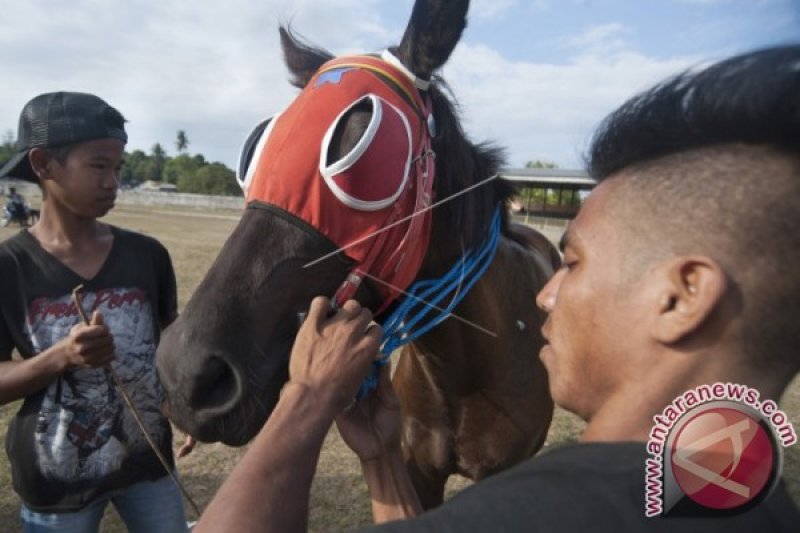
0 349 72 404
0 312 114 405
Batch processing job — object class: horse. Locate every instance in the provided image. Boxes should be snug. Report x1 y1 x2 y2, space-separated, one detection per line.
156 0 558 509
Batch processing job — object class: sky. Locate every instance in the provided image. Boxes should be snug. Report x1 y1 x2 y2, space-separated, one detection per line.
1 0 798 172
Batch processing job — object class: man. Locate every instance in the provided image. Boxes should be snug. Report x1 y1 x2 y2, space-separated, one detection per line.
3 186 29 226
6 186 25 207
0 92 187 532
195 44 800 532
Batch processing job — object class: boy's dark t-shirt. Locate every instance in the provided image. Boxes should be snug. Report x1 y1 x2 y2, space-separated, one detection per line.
0 226 178 512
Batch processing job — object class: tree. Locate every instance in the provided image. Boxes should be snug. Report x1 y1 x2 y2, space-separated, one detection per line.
149 143 167 181
175 130 189 154
121 149 150 187
0 129 16 168
163 153 202 185
525 159 558 169
177 162 240 196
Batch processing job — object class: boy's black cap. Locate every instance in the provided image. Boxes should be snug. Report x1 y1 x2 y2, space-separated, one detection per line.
0 91 127 182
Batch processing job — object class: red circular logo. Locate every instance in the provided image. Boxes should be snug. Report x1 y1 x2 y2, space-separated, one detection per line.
670 406 776 510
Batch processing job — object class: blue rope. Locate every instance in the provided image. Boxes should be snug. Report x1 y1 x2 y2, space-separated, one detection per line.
356 206 503 399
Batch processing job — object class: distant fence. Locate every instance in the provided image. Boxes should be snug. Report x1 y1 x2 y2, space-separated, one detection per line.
117 190 244 210
1 179 244 211
4 170 588 224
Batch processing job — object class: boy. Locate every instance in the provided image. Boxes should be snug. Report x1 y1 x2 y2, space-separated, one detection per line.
0 92 187 532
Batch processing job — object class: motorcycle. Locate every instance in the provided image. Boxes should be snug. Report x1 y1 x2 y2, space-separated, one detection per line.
1 200 34 227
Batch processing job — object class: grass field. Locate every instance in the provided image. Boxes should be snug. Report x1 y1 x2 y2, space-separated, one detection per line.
1 202 798 531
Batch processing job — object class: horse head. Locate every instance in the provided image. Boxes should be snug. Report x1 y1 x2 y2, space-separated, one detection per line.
156 0 521 445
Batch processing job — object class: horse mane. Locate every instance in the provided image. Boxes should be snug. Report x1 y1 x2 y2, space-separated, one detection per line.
421 77 515 252
279 26 516 254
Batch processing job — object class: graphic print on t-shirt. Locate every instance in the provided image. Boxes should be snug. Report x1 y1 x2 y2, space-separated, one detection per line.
25 288 166 482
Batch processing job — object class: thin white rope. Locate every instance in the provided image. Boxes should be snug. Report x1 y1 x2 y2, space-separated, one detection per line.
303 173 500 269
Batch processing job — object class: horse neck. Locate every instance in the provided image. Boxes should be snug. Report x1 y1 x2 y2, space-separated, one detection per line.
409 234 551 388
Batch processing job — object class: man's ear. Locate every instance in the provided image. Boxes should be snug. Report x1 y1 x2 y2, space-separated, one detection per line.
28 148 52 180
652 256 728 344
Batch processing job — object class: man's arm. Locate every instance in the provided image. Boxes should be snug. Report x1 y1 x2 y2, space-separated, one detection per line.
360 450 423 523
194 297 382 533
194 383 337 532
336 365 423 523
0 312 114 405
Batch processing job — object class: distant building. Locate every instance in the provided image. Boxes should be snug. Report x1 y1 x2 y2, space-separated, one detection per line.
500 168 595 220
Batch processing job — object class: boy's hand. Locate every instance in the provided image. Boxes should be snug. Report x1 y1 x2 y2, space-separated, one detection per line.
177 434 196 459
287 297 382 414
60 311 115 369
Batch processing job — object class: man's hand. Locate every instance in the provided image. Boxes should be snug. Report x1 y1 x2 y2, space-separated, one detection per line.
336 365 423 522
59 311 115 369
287 297 382 414
336 364 402 462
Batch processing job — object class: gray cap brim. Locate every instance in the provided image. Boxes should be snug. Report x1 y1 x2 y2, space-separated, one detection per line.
0 151 37 182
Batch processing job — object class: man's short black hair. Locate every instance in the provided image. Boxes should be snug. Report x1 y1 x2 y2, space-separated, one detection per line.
586 44 800 381
588 44 800 179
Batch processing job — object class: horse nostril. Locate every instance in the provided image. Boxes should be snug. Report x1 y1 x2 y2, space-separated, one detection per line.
190 356 241 415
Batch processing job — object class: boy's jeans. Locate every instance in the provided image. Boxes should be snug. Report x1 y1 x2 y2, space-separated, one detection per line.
20 473 188 533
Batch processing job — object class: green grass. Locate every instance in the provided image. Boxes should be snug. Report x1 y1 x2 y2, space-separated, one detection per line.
0 204 797 531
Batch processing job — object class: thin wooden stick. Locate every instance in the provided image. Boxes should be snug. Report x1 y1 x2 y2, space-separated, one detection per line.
71 285 201 518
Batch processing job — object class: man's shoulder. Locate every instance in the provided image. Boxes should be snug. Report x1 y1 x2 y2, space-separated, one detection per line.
366 442 799 533
360 443 643 533
492 441 645 481
430 443 645 520
532 440 645 470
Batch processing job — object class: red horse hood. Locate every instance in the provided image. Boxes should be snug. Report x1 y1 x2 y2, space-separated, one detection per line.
244 55 435 309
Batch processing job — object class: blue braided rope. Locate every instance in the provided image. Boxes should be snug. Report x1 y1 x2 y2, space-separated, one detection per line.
356 206 503 399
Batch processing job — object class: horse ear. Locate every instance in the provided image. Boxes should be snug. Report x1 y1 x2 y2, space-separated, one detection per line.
395 0 470 81
279 26 334 88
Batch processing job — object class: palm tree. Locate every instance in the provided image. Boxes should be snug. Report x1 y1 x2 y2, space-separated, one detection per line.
175 130 189 154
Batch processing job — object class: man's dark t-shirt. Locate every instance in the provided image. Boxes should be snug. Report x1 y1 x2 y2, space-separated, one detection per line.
0 227 178 512
362 442 799 532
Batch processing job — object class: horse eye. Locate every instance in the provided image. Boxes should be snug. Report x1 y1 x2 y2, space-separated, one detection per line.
323 96 374 167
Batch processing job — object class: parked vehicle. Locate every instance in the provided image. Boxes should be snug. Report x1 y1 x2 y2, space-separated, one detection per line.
1 188 37 227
